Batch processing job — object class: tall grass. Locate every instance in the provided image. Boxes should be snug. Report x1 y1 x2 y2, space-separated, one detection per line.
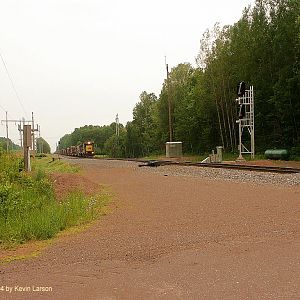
0 191 108 245
0 153 109 247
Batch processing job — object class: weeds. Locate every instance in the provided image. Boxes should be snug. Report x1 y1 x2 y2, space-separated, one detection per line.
0 153 109 248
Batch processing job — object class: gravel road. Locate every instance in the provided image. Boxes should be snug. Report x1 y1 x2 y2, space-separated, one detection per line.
1 158 300 300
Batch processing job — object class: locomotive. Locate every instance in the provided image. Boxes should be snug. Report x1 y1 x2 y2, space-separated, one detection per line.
60 141 95 158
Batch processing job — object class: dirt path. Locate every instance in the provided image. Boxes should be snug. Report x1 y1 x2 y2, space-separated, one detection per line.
1 159 300 299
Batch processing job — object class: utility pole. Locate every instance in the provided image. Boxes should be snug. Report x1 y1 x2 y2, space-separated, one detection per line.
38 124 43 154
23 125 32 172
38 124 40 153
31 112 36 157
165 57 173 142
1 112 38 154
115 114 119 137
1 113 24 151
18 121 23 148
5 111 9 151
114 114 120 157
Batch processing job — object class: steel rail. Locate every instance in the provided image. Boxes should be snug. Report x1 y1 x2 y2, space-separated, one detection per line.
63 156 300 174
105 158 300 174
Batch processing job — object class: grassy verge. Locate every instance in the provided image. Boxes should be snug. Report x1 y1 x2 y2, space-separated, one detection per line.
0 153 109 248
32 155 80 173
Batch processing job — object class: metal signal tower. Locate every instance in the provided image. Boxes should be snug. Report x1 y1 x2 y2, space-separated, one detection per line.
236 85 255 160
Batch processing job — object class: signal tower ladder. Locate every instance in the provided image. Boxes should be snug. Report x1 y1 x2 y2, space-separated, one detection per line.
237 85 254 160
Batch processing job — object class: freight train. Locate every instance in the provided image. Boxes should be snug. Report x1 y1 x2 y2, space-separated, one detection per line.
60 141 95 158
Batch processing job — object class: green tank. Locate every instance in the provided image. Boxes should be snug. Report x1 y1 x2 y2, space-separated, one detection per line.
264 149 289 160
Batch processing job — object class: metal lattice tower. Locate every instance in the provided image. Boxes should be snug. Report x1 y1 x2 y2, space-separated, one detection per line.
236 86 255 160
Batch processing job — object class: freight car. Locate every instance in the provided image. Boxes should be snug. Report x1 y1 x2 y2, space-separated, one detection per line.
60 141 95 158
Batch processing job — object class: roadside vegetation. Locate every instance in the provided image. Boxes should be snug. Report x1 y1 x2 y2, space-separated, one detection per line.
32 155 80 173
0 153 109 248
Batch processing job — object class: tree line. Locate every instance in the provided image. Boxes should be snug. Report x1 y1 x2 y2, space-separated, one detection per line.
0 137 50 154
60 0 300 158
0 137 21 153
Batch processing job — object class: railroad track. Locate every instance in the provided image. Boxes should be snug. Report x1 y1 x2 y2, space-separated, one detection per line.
106 158 300 174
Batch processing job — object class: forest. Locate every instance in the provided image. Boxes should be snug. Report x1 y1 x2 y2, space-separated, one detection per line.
59 0 300 158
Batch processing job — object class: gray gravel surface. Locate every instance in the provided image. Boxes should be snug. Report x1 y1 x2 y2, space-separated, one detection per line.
97 159 300 187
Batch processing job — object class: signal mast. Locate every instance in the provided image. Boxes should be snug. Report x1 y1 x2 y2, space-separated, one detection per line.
236 82 255 160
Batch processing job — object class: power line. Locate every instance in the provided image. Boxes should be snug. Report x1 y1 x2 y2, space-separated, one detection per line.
0 100 16 118
0 51 28 118
0 103 6 113
0 104 17 120
1 113 37 152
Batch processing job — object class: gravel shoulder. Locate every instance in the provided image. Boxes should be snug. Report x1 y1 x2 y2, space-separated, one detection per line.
1 158 300 300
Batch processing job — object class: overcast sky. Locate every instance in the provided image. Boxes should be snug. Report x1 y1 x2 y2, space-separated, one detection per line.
0 0 254 151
